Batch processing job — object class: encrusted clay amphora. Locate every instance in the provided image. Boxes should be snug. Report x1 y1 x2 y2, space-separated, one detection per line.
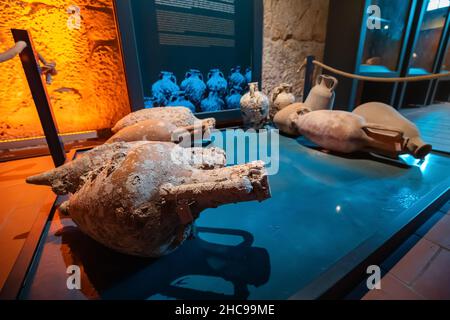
26 142 271 257
110 107 215 144
270 83 296 120
206 69 228 97
180 69 206 107
353 102 432 159
151 71 180 107
295 110 414 159
111 107 214 134
304 75 338 111
106 117 215 145
240 82 270 130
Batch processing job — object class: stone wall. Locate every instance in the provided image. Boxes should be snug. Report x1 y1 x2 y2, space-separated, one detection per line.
0 0 130 140
262 0 330 100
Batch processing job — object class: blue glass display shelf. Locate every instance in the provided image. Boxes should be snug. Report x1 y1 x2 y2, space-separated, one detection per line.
19 129 450 300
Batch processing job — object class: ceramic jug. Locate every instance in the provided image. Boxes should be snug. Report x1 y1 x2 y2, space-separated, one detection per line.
201 91 225 112
167 91 196 112
304 74 338 111
180 69 206 107
240 82 270 130
151 71 180 107
207 69 228 97
228 66 246 89
270 83 296 120
353 102 432 159
225 86 243 110
295 110 412 159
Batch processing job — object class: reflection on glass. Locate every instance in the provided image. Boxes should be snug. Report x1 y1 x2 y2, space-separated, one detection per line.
409 5 449 75
360 0 412 73
442 47 450 72
427 0 450 12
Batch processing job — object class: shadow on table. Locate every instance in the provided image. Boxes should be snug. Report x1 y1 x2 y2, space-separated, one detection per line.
58 225 270 300
296 138 418 169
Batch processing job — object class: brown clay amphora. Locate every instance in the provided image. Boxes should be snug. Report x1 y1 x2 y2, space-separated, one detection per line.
111 107 215 134
270 83 296 120
273 103 311 136
295 110 413 159
353 102 432 159
304 75 338 111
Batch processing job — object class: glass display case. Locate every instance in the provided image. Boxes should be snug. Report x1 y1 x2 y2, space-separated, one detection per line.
441 44 450 72
398 0 450 108
324 0 417 110
431 40 450 103
408 1 450 75
360 0 413 75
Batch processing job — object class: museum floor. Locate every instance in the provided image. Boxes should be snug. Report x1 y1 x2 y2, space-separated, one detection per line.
0 154 56 290
362 201 450 300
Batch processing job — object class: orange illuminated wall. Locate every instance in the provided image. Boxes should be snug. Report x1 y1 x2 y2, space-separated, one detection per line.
0 0 130 140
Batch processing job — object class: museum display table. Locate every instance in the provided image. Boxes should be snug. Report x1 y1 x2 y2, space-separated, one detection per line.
17 129 450 300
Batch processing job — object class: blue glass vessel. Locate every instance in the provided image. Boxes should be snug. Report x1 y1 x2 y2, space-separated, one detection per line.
180 69 207 108
206 69 228 97
151 71 180 107
200 91 225 112
225 86 243 110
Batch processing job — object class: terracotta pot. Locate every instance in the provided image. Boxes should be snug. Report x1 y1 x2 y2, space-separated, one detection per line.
270 83 296 120
353 102 432 159
304 75 338 111
273 103 311 136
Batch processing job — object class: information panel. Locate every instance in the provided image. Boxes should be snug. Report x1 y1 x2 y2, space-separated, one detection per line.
131 0 255 112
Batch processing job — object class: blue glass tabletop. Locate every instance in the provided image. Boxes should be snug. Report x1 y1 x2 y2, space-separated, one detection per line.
20 129 450 300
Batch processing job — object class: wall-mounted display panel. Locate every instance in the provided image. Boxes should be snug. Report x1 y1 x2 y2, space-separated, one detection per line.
0 0 130 141
129 0 261 115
